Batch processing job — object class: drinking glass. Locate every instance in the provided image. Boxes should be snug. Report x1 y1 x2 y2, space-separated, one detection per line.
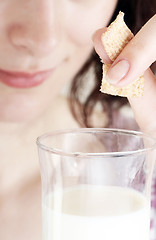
36 128 156 240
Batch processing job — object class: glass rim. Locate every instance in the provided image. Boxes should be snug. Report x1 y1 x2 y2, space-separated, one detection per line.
36 128 156 158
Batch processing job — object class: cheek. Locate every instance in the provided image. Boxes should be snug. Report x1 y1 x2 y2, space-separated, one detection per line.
64 2 117 46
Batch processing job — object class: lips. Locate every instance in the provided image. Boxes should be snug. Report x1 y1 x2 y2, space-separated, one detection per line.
0 68 55 88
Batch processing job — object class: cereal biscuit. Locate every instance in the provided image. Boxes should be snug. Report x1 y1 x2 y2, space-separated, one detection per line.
100 11 144 97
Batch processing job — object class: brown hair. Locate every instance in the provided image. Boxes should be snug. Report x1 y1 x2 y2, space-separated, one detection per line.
69 0 156 127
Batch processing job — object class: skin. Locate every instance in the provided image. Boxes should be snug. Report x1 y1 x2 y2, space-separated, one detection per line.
0 1 118 240
0 0 117 123
93 14 156 137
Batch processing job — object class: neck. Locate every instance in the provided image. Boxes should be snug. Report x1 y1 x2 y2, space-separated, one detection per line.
0 95 79 194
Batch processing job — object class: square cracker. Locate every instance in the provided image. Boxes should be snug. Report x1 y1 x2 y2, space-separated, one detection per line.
100 11 144 97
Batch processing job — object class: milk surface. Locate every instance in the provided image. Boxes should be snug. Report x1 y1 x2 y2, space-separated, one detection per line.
43 185 150 240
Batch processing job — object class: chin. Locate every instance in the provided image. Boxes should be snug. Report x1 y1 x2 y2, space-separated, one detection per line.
0 92 45 123
0 105 40 123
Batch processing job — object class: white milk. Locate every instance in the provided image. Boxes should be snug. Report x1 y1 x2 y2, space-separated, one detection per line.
43 185 150 240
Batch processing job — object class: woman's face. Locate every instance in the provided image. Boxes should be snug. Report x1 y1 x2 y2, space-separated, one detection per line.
0 0 117 122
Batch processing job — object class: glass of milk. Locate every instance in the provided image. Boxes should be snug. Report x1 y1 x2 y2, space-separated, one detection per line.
37 128 156 240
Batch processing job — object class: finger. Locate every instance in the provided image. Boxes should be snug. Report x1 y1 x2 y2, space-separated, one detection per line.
92 28 112 64
105 14 156 87
128 68 156 136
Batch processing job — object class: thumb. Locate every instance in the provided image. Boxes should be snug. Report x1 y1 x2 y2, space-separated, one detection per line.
104 14 156 87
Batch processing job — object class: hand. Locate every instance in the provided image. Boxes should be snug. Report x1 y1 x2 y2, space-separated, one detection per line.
93 14 156 137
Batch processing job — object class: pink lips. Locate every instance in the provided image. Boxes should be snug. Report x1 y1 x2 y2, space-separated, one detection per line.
0 68 55 88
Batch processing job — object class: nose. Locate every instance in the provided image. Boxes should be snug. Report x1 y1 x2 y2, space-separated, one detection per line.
8 1 59 57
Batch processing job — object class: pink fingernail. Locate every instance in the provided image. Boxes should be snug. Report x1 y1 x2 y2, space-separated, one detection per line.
106 60 130 84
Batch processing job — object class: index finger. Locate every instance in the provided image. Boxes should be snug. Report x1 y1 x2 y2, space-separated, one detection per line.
92 28 112 64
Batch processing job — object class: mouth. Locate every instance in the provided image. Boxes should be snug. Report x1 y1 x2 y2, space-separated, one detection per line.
0 68 55 88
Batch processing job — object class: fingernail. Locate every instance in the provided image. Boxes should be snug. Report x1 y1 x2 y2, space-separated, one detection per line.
106 60 130 84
